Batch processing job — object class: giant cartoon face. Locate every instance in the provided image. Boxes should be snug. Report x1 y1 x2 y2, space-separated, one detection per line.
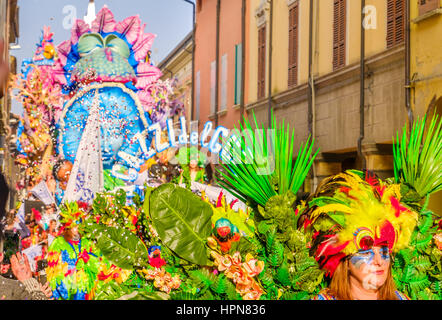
54 6 163 170
72 33 136 84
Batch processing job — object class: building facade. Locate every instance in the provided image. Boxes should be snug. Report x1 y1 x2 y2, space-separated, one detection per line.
158 32 193 122
0 0 19 208
246 0 412 191
409 0 442 213
194 0 248 132
191 0 441 210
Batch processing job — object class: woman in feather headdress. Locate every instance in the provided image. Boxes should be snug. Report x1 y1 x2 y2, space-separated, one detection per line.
46 202 101 300
300 170 417 300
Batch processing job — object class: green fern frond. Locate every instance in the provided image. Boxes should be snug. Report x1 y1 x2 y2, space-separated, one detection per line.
169 291 198 300
409 274 431 294
210 274 228 295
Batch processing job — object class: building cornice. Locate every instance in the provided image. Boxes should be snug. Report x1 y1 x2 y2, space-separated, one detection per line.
157 32 193 70
255 0 269 27
246 44 405 112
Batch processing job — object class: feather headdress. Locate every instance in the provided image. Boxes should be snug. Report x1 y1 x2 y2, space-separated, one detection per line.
59 201 89 229
304 170 418 277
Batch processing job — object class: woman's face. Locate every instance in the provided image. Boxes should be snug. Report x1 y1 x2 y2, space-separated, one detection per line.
189 159 198 169
66 226 80 242
348 245 390 290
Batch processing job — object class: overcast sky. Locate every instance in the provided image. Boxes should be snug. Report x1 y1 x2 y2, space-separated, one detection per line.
11 0 193 113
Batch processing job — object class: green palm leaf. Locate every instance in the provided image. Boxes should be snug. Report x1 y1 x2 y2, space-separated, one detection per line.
218 111 319 207
393 114 442 199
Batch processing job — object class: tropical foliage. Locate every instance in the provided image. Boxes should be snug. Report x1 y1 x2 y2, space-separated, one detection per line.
218 112 318 207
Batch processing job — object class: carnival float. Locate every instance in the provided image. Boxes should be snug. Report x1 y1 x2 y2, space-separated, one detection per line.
8 6 441 300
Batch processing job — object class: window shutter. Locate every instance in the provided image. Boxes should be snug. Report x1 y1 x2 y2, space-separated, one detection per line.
288 2 299 87
258 25 266 100
333 0 346 70
196 71 201 121
234 43 243 105
387 0 405 48
210 61 216 114
220 54 228 111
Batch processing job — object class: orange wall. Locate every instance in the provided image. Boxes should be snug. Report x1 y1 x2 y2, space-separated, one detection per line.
195 0 247 132
195 0 216 131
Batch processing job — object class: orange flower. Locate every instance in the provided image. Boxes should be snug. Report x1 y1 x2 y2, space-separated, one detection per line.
141 268 181 293
434 233 442 250
210 251 264 300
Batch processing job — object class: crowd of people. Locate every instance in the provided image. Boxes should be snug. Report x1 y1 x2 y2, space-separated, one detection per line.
0 173 53 300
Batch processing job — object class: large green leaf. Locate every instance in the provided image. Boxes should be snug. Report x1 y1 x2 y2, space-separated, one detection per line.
149 183 213 266
93 224 149 270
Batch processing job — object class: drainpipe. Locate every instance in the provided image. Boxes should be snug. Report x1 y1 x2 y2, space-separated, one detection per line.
267 0 274 126
405 0 413 128
215 0 221 127
307 0 313 137
311 0 319 191
358 0 367 170
183 0 196 121
240 0 246 124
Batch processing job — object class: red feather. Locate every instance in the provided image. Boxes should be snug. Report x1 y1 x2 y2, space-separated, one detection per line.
390 196 408 217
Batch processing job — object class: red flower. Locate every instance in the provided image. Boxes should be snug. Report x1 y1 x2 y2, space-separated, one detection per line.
77 202 88 210
97 271 112 281
149 256 167 268
131 215 138 225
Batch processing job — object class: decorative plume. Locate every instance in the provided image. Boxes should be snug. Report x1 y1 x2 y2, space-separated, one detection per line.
393 114 442 199
218 112 318 207
71 19 91 44
91 5 116 34
115 15 141 44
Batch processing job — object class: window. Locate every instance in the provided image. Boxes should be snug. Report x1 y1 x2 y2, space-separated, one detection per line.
258 25 266 100
220 54 228 111
387 0 405 48
333 0 346 70
288 2 299 87
418 0 439 16
234 43 243 105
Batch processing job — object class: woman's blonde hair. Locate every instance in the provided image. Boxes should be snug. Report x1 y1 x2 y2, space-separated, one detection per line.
328 258 399 300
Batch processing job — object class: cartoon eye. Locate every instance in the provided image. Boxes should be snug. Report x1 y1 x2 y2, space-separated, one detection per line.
104 35 130 59
78 33 105 57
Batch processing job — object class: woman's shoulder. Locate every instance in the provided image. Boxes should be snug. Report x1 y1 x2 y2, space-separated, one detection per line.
312 289 337 300
395 290 410 300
